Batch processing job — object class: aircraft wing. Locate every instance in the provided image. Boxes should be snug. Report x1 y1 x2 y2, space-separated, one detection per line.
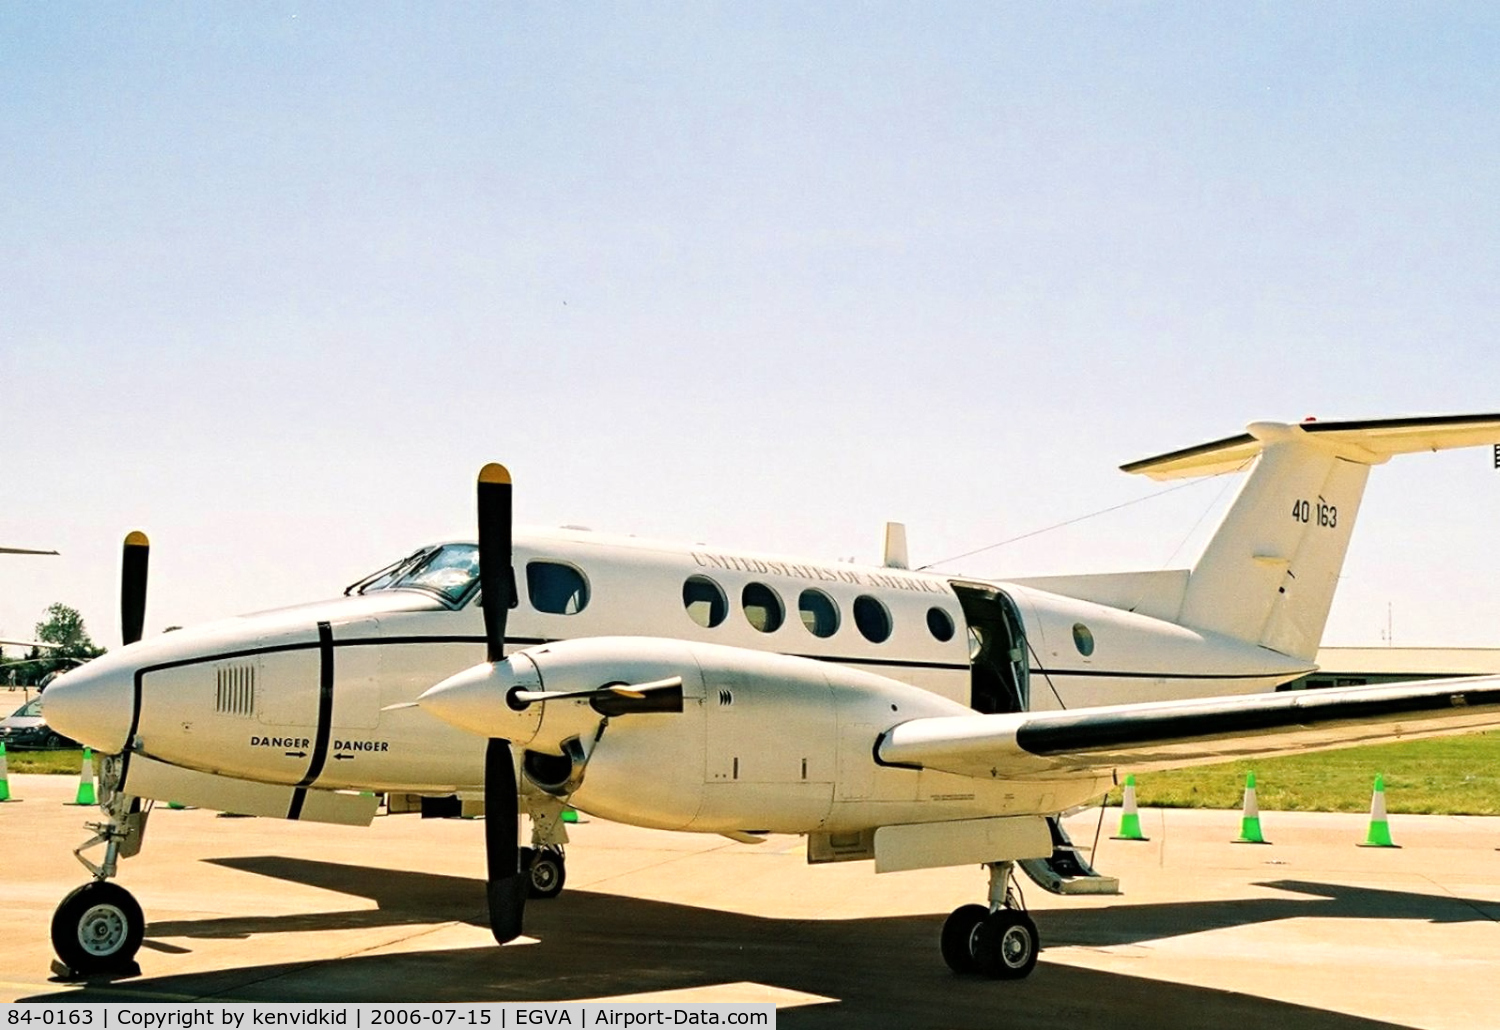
0 639 59 649
0 546 59 556
877 676 1500 780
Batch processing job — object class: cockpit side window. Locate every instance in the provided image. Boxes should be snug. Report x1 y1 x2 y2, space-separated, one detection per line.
527 561 590 615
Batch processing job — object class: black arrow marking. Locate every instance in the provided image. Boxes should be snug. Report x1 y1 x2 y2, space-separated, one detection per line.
284 751 307 758
334 753 354 761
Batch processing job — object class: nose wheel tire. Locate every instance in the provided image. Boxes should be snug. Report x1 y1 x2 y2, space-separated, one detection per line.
51 881 145 976
527 847 566 899
941 905 1040 980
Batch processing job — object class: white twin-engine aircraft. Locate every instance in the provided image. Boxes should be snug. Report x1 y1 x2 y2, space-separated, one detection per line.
41 414 1500 980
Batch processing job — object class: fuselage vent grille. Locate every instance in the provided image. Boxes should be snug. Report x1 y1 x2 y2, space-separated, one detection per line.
216 663 256 717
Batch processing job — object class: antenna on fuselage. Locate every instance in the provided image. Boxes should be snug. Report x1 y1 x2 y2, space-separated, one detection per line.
883 522 909 569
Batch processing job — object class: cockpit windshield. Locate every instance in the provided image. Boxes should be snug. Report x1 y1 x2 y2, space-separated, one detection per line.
347 544 480 606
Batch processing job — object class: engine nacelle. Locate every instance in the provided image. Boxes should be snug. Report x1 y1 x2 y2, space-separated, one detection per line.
421 636 989 834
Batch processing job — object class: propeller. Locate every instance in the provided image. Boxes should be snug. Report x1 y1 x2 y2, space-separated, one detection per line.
120 531 150 646
474 463 528 944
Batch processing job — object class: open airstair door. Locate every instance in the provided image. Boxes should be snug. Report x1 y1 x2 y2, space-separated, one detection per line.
1019 816 1120 896
952 583 1030 715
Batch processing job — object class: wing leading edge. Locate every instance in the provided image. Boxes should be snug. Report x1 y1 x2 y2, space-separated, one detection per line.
877 676 1500 780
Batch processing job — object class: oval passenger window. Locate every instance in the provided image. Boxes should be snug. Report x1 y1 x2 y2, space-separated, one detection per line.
853 595 892 643
683 575 728 628
1073 623 1095 656
798 589 840 638
526 561 590 615
927 607 955 642
742 582 785 633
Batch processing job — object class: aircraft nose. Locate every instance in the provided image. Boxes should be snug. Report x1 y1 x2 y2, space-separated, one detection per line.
417 653 543 743
42 658 135 753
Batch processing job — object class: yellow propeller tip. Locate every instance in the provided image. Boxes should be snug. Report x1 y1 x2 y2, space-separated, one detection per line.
124 531 150 548
479 463 512 486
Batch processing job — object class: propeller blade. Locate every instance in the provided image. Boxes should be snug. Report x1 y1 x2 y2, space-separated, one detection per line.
485 737 529 944
591 678 685 717
507 676 686 717
120 531 150 646
477 464 515 664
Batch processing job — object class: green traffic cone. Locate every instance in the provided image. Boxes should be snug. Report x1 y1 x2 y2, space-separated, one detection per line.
561 807 579 824
1359 774 1399 848
1111 774 1149 841
70 747 96 806
1233 771 1270 844
0 740 13 802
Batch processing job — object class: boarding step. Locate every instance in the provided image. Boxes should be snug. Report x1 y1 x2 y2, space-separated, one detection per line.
1019 815 1120 895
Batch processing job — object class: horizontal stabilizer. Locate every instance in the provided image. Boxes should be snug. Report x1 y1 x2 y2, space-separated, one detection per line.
878 675 1500 780
1122 413 1500 481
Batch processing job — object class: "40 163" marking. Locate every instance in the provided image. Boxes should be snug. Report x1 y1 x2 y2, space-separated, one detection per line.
1291 496 1338 528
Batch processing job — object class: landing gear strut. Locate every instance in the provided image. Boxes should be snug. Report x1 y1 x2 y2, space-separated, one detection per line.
940 861 1040 979
523 795 569 900
52 754 148 977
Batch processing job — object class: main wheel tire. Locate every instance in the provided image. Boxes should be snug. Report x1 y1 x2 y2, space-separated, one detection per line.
51 881 145 975
528 848 566 899
940 904 989 974
974 909 1039 980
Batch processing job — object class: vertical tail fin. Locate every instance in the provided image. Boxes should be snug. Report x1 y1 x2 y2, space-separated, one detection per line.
1123 415 1500 661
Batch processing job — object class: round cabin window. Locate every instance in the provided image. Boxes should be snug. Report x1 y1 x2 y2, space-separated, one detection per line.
682 575 728 628
853 595 893 643
926 607 956 642
742 582 785 633
1072 623 1095 657
798 589 840 638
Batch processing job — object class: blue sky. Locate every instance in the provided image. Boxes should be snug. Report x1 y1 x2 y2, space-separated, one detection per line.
3 4 1499 651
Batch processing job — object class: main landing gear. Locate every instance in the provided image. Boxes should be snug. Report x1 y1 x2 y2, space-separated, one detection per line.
940 861 1040 980
524 844 566 899
522 796 569 900
52 756 149 976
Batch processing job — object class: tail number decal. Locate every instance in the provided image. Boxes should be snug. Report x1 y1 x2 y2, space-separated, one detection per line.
1291 497 1338 529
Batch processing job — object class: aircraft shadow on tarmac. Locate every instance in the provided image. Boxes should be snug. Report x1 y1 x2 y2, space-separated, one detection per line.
23 856 1484 1030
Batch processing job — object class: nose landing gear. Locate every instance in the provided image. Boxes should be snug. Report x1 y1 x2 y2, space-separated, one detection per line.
53 754 149 977
940 861 1040 980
